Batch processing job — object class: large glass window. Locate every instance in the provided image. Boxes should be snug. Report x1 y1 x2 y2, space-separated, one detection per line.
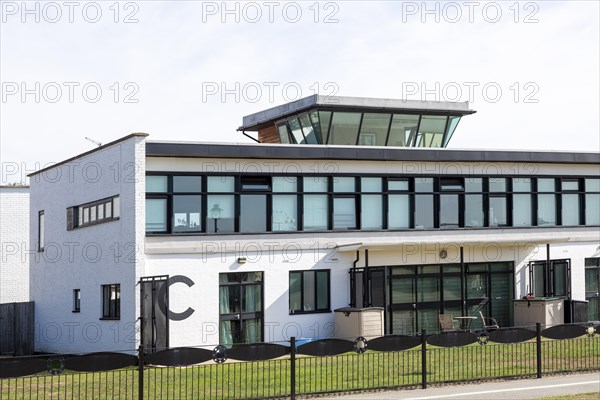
319 111 332 143
489 196 508 226
586 178 600 225
240 195 266 232
513 194 532 227
361 179 383 230
562 194 580 226
538 194 556 226
415 195 434 229
289 270 330 314
273 177 297 231
362 195 383 230
389 195 410 228
333 197 357 229
206 195 235 233
440 195 459 228
586 194 600 225
299 113 318 144
465 178 483 228
304 195 328 230
273 195 297 231
328 112 361 145
173 195 202 232
288 117 306 144
358 113 391 146
415 116 447 148
146 199 167 232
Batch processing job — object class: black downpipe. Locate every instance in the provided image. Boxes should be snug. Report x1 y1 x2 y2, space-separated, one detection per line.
460 247 465 316
365 249 370 307
241 130 260 143
350 251 360 307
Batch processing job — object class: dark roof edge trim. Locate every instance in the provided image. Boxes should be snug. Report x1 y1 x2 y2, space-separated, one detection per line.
28 133 149 177
145 142 600 165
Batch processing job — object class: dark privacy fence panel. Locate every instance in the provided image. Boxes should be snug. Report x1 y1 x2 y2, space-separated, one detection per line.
1 323 599 399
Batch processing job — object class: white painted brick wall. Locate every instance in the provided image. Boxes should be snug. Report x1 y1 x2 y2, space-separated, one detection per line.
0 187 30 303
29 135 146 354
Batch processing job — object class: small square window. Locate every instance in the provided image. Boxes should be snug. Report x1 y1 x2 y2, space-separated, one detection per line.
73 289 80 312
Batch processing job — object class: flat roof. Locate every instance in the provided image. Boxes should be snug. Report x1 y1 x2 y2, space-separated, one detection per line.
146 141 600 164
239 95 476 131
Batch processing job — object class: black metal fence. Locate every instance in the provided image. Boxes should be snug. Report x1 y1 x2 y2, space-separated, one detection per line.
1 322 599 399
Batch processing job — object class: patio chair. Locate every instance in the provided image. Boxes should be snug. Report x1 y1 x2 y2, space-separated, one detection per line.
478 311 499 330
439 314 458 332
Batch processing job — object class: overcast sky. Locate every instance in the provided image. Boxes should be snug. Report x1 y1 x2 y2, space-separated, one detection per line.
1 1 598 184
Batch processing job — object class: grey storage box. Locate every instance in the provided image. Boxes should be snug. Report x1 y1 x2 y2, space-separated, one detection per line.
514 298 564 328
334 307 384 340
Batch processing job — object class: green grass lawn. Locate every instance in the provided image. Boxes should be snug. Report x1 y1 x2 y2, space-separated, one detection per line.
1 336 599 400
537 394 600 400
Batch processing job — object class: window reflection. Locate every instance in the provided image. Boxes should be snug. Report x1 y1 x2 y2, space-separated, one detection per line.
387 114 419 146
358 113 391 146
328 112 361 145
416 116 447 148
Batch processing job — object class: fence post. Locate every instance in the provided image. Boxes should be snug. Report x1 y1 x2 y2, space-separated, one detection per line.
290 336 296 400
138 345 144 400
421 329 427 389
536 323 542 379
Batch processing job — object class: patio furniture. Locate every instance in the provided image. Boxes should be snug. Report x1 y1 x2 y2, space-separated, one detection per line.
439 314 458 332
453 315 477 331
479 311 500 330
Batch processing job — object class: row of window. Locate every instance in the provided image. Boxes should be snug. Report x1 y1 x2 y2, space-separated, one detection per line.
274 110 461 148
67 195 120 230
72 284 121 319
145 175 600 234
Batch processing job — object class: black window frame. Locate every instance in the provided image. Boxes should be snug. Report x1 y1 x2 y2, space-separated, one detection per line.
73 289 81 313
68 195 120 231
528 259 571 299
38 210 45 251
289 269 331 315
144 173 600 236
101 284 121 320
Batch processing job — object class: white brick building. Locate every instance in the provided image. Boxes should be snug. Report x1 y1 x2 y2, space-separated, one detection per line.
0 186 30 303
28 96 600 354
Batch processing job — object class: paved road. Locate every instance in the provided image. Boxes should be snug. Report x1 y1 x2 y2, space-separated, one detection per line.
317 373 600 400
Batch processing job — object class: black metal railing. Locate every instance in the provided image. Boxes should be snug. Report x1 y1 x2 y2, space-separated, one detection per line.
1 322 599 399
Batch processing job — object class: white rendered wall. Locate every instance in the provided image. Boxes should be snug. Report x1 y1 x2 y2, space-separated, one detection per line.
0 187 30 303
29 135 146 354
143 155 600 348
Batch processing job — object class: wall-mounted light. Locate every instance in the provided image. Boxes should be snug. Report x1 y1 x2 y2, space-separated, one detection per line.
237 257 247 264
439 250 448 259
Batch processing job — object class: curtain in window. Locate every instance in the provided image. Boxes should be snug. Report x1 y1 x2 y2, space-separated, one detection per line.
219 287 233 346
